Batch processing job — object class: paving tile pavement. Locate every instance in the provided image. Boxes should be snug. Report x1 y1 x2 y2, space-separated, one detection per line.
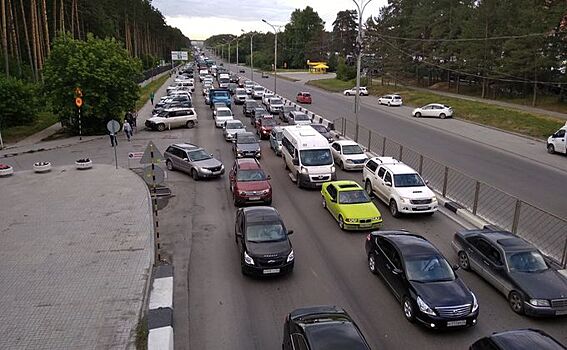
0 164 153 349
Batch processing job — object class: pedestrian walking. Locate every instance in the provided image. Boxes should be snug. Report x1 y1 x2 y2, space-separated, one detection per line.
150 91 155 105
109 132 118 147
130 110 138 133
123 121 133 141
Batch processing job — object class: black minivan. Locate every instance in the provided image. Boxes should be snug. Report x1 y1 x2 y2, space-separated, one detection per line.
365 230 479 329
235 207 294 276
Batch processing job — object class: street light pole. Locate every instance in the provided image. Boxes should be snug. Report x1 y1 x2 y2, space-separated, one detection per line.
250 32 258 82
262 19 282 95
352 0 373 143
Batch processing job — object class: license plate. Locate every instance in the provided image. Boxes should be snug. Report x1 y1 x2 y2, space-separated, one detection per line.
249 197 261 201
447 320 467 327
416 206 429 210
263 268 280 274
556 310 567 316
360 223 372 228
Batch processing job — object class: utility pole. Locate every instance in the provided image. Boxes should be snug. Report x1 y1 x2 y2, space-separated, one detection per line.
249 32 258 82
262 20 284 95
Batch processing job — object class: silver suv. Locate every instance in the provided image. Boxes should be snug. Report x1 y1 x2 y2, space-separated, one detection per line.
164 143 224 180
145 107 198 131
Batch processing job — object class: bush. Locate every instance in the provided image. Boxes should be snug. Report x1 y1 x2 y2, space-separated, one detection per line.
336 57 356 81
0 75 40 127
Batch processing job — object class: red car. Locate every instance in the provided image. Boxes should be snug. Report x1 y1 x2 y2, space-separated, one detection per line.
255 115 277 140
296 91 312 104
229 158 272 206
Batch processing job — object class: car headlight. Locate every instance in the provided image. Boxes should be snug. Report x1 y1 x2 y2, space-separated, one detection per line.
200 168 212 174
529 299 550 307
260 189 270 195
238 190 247 196
417 296 436 316
431 196 438 202
244 251 254 265
471 292 479 312
346 159 354 163
331 166 336 172
400 197 410 204
371 216 382 221
237 152 243 156
287 250 294 263
345 218 357 223
301 166 308 174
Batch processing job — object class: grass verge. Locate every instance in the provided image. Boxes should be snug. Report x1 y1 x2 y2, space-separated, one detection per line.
308 78 564 139
135 315 148 350
136 74 170 111
1 111 59 144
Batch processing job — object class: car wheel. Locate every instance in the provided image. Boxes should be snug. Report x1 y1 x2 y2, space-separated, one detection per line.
368 253 378 275
157 124 166 131
458 251 471 271
402 297 416 322
191 169 200 181
346 92 351 96
233 193 240 207
296 173 302 188
547 144 555 154
365 180 373 197
390 199 400 218
508 291 524 314
186 120 195 128
322 196 327 208
439 113 447 119
338 215 345 230
166 160 174 171
414 112 421 118
388 102 391 106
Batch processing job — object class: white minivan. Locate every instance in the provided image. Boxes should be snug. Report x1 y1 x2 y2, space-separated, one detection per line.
547 122 566 155
281 125 336 188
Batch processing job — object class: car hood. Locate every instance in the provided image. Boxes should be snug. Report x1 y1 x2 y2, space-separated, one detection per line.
396 186 435 199
147 117 164 123
343 153 368 161
247 239 291 257
237 143 260 152
411 278 473 308
236 180 271 192
510 269 567 299
194 158 222 168
338 202 380 219
226 128 247 135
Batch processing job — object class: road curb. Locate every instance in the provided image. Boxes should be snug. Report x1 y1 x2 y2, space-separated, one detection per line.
148 264 174 350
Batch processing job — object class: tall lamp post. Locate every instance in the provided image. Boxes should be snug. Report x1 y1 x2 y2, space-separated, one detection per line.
352 0 373 142
248 32 259 82
262 19 283 95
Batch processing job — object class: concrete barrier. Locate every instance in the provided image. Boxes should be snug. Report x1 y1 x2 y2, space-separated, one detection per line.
148 264 174 350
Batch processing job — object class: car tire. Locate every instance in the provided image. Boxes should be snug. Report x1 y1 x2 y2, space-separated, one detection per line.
296 173 302 188
368 253 378 275
166 160 174 171
186 120 195 128
322 196 327 208
508 291 524 314
390 199 400 218
388 102 391 106
338 160 344 170
547 144 555 154
365 180 373 197
414 112 421 118
157 124 166 132
233 193 240 207
191 169 200 181
458 251 471 271
346 92 351 96
402 297 416 323
338 215 345 230
439 113 447 119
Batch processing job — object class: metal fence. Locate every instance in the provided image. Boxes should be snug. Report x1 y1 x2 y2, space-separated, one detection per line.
336 117 567 267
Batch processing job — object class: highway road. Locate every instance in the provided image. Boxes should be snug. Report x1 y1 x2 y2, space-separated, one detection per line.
159 79 566 350
224 60 567 220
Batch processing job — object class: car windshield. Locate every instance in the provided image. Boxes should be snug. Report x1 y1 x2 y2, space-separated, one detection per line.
270 99 282 105
299 149 333 166
254 87 264 91
405 255 455 283
342 145 364 155
236 169 267 182
188 150 211 161
262 119 276 127
217 110 232 117
246 223 286 243
311 125 328 133
295 114 310 121
507 251 548 273
393 173 425 187
227 123 244 129
274 132 283 141
214 92 230 98
238 135 257 144
338 190 371 204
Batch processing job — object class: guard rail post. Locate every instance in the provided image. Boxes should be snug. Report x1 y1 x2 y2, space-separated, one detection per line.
367 130 372 152
561 238 567 268
511 200 522 233
418 155 423 173
381 138 386 156
355 124 360 143
442 166 449 196
399 145 403 161
472 181 481 215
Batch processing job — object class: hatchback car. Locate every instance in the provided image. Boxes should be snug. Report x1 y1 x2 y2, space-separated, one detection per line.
296 91 312 104
469 329 566 350
250 107 269 126
235 207 294 276
282 306 371 350
223 120 247 141
164 143 224 180
255 115 277 140
331 140 368 171
378 94 403 106
280 105 296 123
270 126 284 156
310 124 334 143
233 132 261 159
412 103 453 118
214 107 234 128
287 111 311 125
243 100 258 117
233 88 248 104
366 231 479 329
229 158 272 206
453 229 567 317
321 180 382 231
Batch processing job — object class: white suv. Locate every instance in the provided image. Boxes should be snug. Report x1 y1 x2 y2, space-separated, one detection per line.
362 157 438 217
378 94 402 106
343 87 368 96
145 107 198 131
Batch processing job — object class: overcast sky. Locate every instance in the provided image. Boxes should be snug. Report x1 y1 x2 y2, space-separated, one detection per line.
153 0 389 41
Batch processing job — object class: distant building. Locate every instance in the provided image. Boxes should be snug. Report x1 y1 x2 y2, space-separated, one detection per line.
307 60 329 74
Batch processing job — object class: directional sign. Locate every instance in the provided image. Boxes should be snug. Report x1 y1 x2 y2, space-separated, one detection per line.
140 140 163 164
106 119 121 134
75 97 83 108
171 51 188 61
143 165 165 185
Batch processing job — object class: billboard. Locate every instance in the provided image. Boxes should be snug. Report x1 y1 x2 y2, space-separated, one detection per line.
171 51 188 61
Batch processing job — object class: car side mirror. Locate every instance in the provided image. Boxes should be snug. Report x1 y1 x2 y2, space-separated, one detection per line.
425 180 430 185
210 154 214 157
330 197 336 203
452 264 460 271
292 159 299 166
287 230 294 235
183 158 189 161
266 175 271 180
385 181 392 187
232 140 236 143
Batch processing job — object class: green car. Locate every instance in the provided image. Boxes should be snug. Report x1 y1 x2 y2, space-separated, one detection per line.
321 180 383 230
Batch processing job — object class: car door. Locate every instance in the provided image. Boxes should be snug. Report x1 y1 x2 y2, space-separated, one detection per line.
466 237 508 293
235 211 245 253
375 238 405 299
382 171 395 201
180 150 192 173
325 184 339 219
331 143 341 160
171 148 184 171
552 129 566 153
372 166 387 201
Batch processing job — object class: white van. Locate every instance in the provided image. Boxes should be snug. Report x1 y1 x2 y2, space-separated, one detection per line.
547 121 566 155
281 125 336 188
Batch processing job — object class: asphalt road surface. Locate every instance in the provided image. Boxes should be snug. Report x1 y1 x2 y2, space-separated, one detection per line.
160 79 566 350
228 62 567 219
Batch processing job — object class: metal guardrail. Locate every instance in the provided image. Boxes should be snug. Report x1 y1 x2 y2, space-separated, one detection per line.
336 117 567 268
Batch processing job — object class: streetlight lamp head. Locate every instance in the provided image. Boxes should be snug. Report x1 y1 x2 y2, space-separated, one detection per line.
262 19 267 23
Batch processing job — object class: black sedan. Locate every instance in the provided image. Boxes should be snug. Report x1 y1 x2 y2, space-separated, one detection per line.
470 329 566 350
366 230 479 329
235 207 294 276
310 123 334 143
453 228 567 317
243 100 259 118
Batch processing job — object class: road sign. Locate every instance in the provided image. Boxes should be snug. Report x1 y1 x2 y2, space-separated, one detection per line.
128 152 144 160
171 51 188 61
74 87 83 97
143 165 165 185
75 97 83 108
106 119 121 134
140 141 163 164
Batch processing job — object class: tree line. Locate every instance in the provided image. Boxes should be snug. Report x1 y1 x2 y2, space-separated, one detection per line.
205 2 567 103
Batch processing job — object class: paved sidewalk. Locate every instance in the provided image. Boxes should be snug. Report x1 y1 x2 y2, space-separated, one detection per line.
0 164 154 349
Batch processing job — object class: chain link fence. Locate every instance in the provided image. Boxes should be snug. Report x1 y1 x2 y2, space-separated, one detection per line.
336 117 567 267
